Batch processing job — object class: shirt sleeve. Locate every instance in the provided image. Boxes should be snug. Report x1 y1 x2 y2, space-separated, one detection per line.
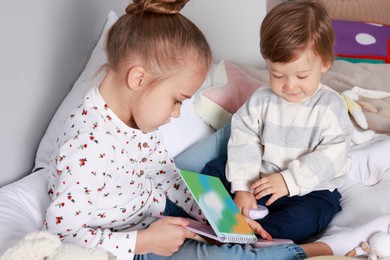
226 96 264 193
45 132 136 259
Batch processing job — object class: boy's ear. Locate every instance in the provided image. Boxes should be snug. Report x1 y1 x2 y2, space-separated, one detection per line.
127 66 147 90
321 61 331 73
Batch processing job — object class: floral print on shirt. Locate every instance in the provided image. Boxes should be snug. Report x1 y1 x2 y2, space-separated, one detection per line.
44 86 204 259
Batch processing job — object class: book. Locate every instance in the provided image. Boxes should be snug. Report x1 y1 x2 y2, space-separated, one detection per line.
155 214 294 247
253 238 294 248
178 170 258 244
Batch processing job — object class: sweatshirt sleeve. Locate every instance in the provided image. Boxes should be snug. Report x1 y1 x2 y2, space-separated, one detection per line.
226 93 264 193
281 95 354 196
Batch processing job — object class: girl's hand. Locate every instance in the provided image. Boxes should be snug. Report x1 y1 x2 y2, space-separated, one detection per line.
246 217 272 240
251 173 288 206
135 216 196 256
234 190 258 218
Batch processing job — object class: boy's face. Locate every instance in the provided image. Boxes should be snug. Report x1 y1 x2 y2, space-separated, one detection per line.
267 48 330 103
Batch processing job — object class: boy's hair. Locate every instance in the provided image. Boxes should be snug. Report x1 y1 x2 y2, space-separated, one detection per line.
260 0 335 66
106 0 212 77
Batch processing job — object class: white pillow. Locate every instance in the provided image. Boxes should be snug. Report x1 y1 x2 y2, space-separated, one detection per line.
0 169 49 255
159 76 215 158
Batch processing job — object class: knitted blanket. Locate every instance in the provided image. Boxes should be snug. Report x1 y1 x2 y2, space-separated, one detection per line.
321 60 390 134
0 231 114 260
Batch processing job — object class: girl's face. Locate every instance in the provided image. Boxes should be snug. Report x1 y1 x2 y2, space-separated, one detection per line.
267 48 330 103
131 64 207 132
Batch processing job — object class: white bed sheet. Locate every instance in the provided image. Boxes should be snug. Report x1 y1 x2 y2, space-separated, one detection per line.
1 141 389 256
332 171 390 228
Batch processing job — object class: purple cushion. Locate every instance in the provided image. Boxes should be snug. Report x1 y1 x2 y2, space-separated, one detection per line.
332 19 390 63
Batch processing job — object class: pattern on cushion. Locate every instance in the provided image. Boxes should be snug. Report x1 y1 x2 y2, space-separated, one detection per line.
333 19 390 64
318 0 390 26
194 60 267 130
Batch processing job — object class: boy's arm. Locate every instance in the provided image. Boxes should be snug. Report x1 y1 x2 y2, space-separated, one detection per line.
226 97 263 193
234 190 258 217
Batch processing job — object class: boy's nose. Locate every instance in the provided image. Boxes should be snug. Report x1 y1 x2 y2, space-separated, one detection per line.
284 78 295 91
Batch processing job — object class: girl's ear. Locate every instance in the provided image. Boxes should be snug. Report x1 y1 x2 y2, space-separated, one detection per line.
127 66 147 90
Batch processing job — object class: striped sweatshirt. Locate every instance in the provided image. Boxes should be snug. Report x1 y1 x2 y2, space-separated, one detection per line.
226 84 354 196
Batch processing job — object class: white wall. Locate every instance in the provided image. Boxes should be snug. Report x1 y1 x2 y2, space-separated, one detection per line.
0 0 128 187
182 0 268 69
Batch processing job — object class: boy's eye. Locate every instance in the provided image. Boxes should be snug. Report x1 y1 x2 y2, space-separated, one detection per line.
297 75 308 79
273 74 284 79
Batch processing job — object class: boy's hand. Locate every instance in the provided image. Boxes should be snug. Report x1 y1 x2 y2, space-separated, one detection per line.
234 190 258 218
251 173 288 206
234 191 272 240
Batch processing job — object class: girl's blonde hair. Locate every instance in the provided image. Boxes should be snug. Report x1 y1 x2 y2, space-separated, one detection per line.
106 0 212 76
260 0 335 66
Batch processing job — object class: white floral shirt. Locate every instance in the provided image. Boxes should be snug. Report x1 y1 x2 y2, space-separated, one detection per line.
44 86 204 259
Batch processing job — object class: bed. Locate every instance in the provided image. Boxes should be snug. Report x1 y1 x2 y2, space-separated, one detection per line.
0 0 390 258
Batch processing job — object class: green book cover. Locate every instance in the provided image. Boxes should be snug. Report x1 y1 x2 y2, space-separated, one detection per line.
179 170 257 244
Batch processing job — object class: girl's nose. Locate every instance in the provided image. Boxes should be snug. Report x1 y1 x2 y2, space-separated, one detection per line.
171 104 181 118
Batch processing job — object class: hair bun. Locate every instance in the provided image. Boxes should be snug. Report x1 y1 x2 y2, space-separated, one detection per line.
126 0 190 15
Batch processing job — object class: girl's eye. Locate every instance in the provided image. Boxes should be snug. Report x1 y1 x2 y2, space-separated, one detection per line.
297 76 308 79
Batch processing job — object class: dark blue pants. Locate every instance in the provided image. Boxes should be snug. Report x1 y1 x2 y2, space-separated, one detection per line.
163 198 193 218
202 155 342 244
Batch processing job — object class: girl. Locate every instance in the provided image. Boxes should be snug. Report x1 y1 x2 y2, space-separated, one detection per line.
44 0 214 258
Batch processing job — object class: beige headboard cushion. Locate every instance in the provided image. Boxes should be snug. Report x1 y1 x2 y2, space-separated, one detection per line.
317 0 390 25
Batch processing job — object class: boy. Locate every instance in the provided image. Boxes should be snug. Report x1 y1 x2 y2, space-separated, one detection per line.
226 0 354 243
